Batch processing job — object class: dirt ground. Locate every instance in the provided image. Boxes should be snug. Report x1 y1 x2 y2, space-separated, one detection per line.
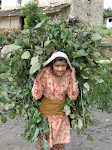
0 110 112 150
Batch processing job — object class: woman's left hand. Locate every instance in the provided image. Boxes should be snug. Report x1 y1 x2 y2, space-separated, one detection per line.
71 67 76 82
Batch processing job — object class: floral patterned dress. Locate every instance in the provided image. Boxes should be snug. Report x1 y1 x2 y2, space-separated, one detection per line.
32 66 79 148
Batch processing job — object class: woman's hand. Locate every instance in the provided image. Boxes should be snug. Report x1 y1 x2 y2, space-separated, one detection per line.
71 67 76 82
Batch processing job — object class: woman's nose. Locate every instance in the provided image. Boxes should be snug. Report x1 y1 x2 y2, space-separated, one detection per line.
58 66 62 71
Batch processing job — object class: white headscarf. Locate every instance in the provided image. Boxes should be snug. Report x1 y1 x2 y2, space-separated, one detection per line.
43 51 72 68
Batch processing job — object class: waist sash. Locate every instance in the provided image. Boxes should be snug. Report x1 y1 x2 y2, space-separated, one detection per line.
39 96 65 116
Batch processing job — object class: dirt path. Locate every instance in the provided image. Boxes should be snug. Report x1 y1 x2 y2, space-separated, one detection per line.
65 111 112 150
0 110 112 150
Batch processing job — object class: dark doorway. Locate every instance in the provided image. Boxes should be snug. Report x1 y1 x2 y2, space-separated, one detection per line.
21 16 25 30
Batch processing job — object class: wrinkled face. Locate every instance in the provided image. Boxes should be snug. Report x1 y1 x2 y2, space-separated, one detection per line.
53 60 67 76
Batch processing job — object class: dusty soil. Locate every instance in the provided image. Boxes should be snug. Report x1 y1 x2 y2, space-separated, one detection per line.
0 110 112 150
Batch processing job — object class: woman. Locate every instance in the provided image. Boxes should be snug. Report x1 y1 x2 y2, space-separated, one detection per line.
32 50 79 150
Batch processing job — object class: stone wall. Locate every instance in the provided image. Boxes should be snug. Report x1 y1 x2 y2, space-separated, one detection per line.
70 0 103 26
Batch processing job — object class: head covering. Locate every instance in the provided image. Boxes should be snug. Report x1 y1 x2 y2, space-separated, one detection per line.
43 51 72 68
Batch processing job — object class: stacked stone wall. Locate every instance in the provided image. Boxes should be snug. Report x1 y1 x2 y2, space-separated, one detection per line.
70 0 103 25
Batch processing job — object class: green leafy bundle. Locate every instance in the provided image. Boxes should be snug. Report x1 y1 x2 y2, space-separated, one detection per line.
0 17 112 149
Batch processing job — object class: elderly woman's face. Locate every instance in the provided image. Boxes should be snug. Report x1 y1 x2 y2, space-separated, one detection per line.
53 60 67 76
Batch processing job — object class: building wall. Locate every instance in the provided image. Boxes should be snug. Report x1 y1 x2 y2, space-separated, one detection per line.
1 0 30 10
1 0 71 10
2 0 17 10
21 0 31 6
38 0 71 7
104 17 112 28
90 0 103 25
0 16 21 29
70 0 103 26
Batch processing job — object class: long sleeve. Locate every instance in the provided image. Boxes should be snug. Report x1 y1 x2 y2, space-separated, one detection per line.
67 80 79 100
32 71 46 100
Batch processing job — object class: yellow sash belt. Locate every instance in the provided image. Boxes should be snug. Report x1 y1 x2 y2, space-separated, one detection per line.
39 96 65 116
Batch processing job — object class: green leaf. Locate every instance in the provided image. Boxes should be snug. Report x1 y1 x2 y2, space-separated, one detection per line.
5 102 15 110
84 82 90 91
43 127 50 135
41 138 49 150
71 61 80 68
8 77 13 82
1 116 7 123
83 87 88 94
30 124 35 129
44 40 51 47
87 134 95 145
7 38 13 42
91 33 102 41
67 40 72 46
76 50 89 57
61 31 68 40
38 121 45 130
64 105 71 116
0 34 5 44
95 78 104 83
1 44 20 56
70 114 75 119
52 39 58 47
9 111 16 119
20 133 26 137
1 91 8 97
0 73 10 79
61 32 65 39
71 120 77 129
53 30 59 37
93 52 101 58
15 39 24 46
0 112 2 117
30 56 39 65
37 117 42 123
24 104 29 109
17 88 22 94
21 51 30 59
35 46 41 50
35 46 44 54
72 50 88 58
21 29 29 34
29 63 41 74
34 21 44 28
32 127 39 141
78 118 83 129
77 127 81 135
83 32 89 37
98 59 112 64
81 74 89 79
72 53 78 58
